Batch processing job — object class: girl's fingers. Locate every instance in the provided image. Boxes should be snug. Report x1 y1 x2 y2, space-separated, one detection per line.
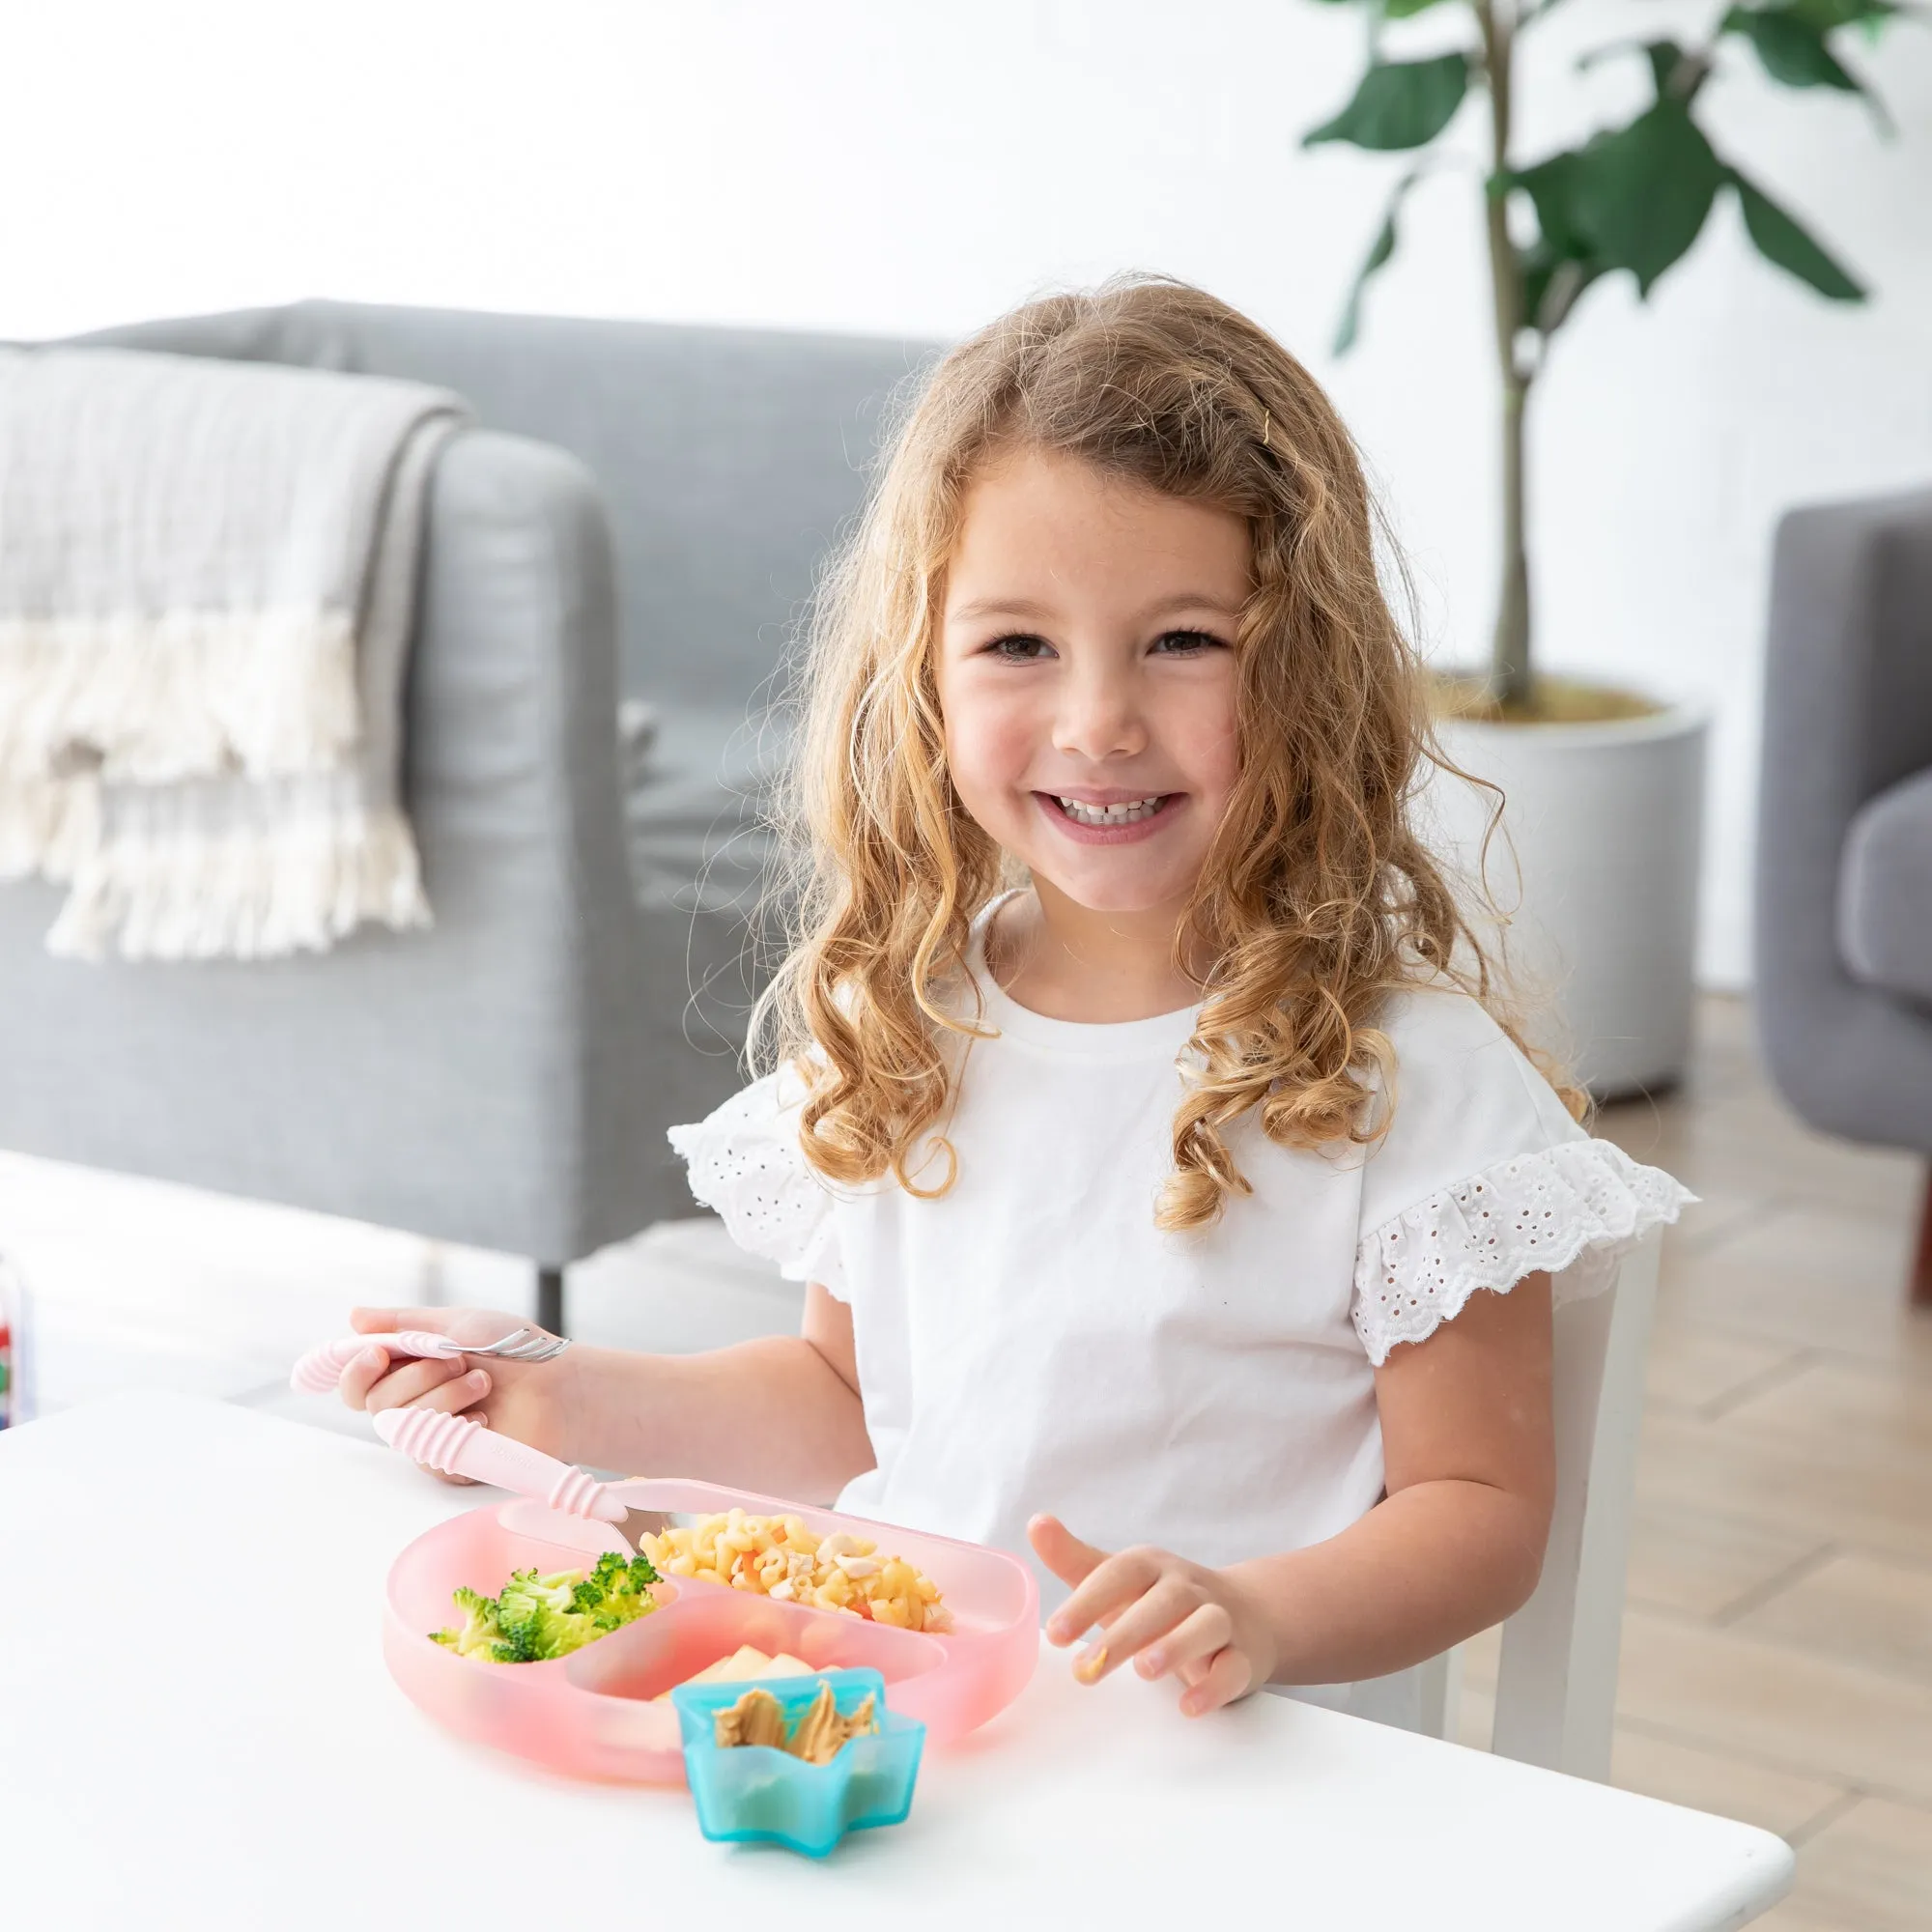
361 1354 473 1413
336 1345 390 1411
1072 1577 1199 1682
1179 1643 1255 1718
337 1347 468 1415
1044 1546 1164 1648
404 1367 492 1416
1134 1601 1236 1683
1027 1515 1111 1594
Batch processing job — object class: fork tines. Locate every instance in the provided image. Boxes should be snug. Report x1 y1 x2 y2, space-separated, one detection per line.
477 1326 571 1363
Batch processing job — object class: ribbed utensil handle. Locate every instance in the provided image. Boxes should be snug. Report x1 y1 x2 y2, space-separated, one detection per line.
289 1331 458 1394
370 1407 628 1521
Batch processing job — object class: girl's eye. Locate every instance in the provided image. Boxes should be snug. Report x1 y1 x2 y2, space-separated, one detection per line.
979 629 1225 662
985 633 1055 663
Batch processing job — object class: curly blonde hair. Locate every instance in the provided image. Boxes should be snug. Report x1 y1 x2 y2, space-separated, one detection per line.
754 272 1577 1230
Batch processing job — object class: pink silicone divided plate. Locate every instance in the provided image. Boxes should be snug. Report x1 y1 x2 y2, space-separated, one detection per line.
384 1479 1039 1783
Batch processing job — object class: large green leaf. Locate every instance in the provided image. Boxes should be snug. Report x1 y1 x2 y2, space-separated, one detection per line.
1302 53 1471 152
1577 106 1726 291
1730 169 1867 298
1721 5 1862 87
1333 171 1424 354
1514 103 1725 297
1511 152 1591 260
1384 0 1458 15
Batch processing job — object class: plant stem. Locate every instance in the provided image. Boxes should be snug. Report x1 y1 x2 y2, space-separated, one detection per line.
1476 0 1534 708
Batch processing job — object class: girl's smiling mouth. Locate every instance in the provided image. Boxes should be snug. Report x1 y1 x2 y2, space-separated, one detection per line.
1036 790 1181 842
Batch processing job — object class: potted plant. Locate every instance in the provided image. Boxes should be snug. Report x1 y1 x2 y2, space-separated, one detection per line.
1302 0 1899 1092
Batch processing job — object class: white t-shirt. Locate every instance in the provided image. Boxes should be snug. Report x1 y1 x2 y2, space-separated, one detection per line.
670 899 1690 1721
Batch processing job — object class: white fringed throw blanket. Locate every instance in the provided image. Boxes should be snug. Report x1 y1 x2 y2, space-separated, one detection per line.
0 346 469 960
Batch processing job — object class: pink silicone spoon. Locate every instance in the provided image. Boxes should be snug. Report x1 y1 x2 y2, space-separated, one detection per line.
370 1407 630 1525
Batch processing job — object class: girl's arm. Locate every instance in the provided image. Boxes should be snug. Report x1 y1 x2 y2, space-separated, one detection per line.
564 1284 874 1500
339 1285 874 1506
1033 1272 1556 1714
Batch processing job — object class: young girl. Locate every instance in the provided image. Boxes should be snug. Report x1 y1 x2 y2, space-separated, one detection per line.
339 275 1690 1726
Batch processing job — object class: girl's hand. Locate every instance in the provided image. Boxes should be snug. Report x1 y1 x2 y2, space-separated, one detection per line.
1029 1514 1278 1718
336 1305 579 1477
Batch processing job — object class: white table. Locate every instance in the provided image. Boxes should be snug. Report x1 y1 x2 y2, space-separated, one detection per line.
0 1395 1793 1929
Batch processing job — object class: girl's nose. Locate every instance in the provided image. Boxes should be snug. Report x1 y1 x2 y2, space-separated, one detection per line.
1051 666 1148 762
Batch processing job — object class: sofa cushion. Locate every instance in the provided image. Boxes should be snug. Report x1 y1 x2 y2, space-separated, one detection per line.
1838 767 1932 1007
624 703 784 914
621 701 795 1070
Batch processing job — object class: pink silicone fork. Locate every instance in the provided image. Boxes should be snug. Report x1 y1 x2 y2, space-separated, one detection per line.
289 1325 566 1395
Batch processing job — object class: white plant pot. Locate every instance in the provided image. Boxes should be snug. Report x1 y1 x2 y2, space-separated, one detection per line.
1423 704 1710 1097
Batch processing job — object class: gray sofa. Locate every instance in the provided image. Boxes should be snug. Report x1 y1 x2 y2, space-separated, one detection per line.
0 301 935 1329
1756 486 1932 1305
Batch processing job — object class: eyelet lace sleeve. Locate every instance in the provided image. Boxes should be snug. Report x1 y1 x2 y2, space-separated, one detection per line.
667 1070 848 1296
1351 1139 1694 1366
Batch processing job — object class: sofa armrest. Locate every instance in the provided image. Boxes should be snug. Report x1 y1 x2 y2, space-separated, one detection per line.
410 427 628 909
0 424 663 1262
1756 487 1932 1151
403 427 659 1256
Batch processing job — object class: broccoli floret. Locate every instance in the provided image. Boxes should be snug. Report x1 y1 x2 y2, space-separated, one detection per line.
439 1553 660 1663
443 1584 507 1660
494 1568 538 1612
496 1569 575 1626
536 1604 605 1657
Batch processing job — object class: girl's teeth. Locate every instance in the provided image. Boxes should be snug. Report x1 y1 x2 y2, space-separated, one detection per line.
1057 795 1166 826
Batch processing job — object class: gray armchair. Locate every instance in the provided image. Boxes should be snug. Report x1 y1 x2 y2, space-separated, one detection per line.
0 301 934 1329
1755 486 1932 1305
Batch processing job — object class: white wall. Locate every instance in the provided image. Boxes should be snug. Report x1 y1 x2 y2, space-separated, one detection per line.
7 0 1929 983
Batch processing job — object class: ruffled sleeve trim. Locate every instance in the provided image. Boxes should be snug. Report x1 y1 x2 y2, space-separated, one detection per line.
1351 1138 1694 1366
667 1069 849 1297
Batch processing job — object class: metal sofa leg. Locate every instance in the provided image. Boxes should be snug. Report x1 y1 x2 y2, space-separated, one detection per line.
537 1264 566 1337
1912 1170 1932 1311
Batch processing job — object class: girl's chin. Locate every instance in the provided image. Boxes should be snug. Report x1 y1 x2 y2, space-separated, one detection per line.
1021 858 1201 919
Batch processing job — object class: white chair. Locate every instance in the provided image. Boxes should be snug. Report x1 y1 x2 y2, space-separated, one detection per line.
1414 1227 1663 1780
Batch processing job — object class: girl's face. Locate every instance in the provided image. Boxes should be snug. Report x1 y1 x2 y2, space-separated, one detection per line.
936 445 1248 921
